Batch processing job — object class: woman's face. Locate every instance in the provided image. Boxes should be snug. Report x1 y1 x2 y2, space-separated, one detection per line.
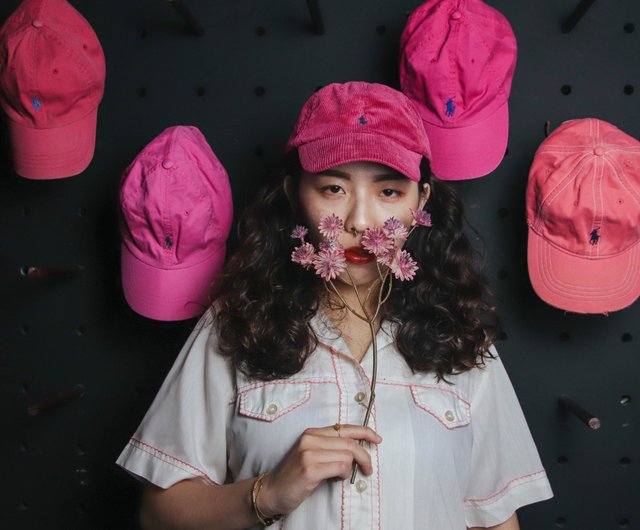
295 161 428 289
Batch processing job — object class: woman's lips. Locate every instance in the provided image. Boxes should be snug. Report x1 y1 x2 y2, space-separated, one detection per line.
344 246 374 265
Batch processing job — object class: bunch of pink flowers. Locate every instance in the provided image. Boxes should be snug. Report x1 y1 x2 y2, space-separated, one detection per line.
290 209 432 282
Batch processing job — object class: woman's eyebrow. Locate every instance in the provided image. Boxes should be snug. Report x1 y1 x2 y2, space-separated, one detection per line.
317 170 406 182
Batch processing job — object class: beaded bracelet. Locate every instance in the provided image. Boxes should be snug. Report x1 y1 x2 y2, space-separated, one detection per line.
251 473 283 526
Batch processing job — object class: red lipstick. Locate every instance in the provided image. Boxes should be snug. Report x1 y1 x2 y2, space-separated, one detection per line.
344 246 374 265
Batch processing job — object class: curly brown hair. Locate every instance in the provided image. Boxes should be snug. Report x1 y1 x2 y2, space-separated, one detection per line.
214 156 501 381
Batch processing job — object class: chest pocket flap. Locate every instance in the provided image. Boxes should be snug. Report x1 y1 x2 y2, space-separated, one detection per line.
411 385 471 429
239 382 311 422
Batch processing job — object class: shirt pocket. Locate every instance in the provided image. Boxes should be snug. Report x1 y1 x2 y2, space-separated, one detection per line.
410 385 471 429
238 382 312 422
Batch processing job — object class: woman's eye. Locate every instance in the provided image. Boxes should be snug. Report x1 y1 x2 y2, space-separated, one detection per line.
381 188 399 197
323 185 344 194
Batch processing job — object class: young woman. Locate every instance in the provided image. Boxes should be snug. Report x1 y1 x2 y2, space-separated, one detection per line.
117 82 552 530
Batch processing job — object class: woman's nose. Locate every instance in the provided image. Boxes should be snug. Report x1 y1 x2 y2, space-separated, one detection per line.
344 199 370 235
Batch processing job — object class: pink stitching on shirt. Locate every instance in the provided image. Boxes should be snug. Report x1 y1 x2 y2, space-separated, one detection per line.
378 380 471 406
238 379 334 393
410 387 471 429
129 437 215 484
464 470 548 506
238 383 312 421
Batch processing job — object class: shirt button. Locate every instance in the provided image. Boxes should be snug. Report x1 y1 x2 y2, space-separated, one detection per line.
593 147 605 156
444 410 455 422
355 479 368 493
32 19 44 28
265 404 278 415
162 159 174 169
450 11 462 20
354 392 366 403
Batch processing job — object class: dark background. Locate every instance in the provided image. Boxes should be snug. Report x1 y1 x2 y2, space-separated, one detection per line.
1 0 638 528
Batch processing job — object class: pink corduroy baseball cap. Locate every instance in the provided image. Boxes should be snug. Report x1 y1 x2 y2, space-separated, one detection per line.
400 0 517 181
527 118 640 314
0 0 106 180
120 126 233 321
285 82 431 182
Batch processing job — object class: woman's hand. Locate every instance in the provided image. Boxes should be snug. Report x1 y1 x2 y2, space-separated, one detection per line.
257 424 382 516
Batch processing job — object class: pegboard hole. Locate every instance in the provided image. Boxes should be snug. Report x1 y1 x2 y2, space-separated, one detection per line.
497 269 508 280
195 86 206 97
254 146 264 157
76 444 86 456
561 85 572 95
137 87 147 98
77 207 87 217
20 382 29 394
255 26 266 36
497 208 509 218
376 25 387 35
555 516 567 528
19 266 29 276
19 500 28 511
621 333 632 342
499 331 508 341
557 455 568 465
20 324 30 335
620 457 631 467
76 503 86 514
76 326 86 337
624 85 634 95
624 23 634 33
619 518 630 528
255 86 266 97
620 395 631 406
558 332 570 342
20 442 29 452
138 28 148 38
22 206 30 216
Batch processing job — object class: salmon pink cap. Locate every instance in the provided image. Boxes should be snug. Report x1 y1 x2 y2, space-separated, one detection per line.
400 0 516 180
0 0 105 179
119 126 233 321
286 82 431 182
527 118 640 314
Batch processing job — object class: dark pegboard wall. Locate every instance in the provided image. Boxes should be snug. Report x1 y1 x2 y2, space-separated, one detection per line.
1 0 638 528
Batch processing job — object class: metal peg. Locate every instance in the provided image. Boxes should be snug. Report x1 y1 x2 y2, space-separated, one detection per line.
559 394 601 430
27 384 86 416
22 265 85 280
544 120 552 137
561 0 597 33
306 0 325 35
167 0 205 36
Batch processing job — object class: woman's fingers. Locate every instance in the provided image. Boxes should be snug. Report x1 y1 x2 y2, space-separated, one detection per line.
304 424 382 444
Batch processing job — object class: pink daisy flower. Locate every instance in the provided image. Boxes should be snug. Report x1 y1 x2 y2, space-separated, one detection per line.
383 217 408 240
411 209 432 227
375 247 395 267
291 225 308 242
313 246 346 281
362 227 395 257
291 242 315 269
318 213 344 240
390 249 419 281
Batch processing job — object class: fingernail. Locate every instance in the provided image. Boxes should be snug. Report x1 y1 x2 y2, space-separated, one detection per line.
376 434 383 442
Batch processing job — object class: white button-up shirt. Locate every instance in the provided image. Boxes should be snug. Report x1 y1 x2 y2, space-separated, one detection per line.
117 310 552 529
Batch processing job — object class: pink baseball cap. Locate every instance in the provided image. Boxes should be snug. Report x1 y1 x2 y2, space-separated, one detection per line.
119 126 233 321
285 82 431 182
0 0 105 180
527 118 640 314
400 0 517 181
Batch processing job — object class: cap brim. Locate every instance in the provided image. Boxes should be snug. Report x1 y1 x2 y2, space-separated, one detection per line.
121 244 226 321
422 103 508 181
9 108 97 180
298 132 424 182
527 228 640 314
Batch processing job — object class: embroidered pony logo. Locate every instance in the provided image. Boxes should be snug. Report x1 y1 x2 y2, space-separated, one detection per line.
589 228 600 245
445 98 455 117
32 97 41 111
359 115 367 125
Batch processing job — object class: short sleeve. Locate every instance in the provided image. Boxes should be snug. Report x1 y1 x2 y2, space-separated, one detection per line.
464 346 553 527
116 309 235 489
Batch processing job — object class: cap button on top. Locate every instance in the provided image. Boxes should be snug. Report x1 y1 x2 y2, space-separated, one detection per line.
594 147 605 156
451 11 462 20
32 19 43 28
162 159 174 169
